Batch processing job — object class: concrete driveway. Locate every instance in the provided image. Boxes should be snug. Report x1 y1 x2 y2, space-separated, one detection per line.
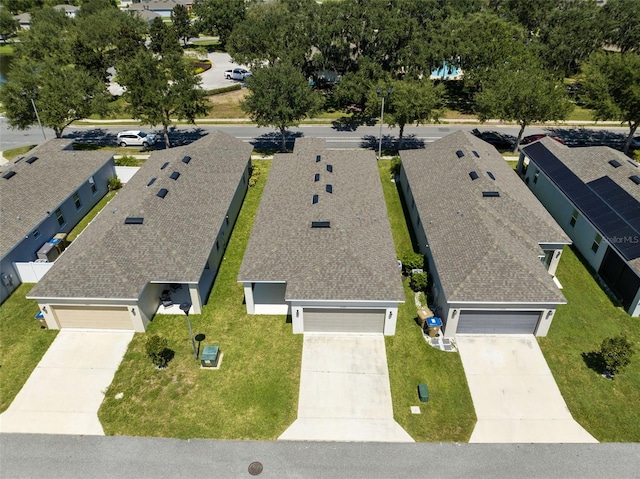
279 334 413 442
456 335 598 443
0 330 133 435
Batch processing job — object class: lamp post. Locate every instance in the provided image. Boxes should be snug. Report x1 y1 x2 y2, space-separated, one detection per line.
21 88 46 141
376 86 392 160
179 301 198 360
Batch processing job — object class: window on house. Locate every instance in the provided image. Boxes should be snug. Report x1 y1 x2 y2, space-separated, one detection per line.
411 197 415 209
569 209 578 227
533 169 540 184
89 176 97 194
216 241 219 251
73 193 82 210
591 234 602 253
55 209 65 227
33 229 40 239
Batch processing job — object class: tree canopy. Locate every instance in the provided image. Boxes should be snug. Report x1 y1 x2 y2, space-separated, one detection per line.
193 0 245 48
475 58 573 150
241 62 322 151
582 51 640 154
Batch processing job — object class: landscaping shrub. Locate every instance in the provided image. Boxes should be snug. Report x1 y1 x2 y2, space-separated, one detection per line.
115 155 139 167
248 164 261 187
599 335 634 377
401 251 424 274
205 84 242 96
108 176 122 191
390 156 401 177
410 272 428 292
145 334 171 369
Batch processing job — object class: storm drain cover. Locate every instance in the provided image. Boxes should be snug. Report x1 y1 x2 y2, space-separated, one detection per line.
248 462 263 476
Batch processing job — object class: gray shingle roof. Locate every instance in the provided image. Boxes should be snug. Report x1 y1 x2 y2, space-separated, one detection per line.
238 138 405 303
0 140 114 259
523 137 640 270
401 130 568 304
29 131 252 300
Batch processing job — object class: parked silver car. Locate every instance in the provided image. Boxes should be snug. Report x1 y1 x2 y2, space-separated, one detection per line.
117 130 158 147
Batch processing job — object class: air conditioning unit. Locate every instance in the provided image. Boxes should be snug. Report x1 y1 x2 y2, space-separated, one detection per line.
36 242 59 262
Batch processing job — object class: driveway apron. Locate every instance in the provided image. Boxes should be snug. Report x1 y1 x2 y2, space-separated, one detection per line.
456 335 598 443
279 334 413 442
0 330 133 435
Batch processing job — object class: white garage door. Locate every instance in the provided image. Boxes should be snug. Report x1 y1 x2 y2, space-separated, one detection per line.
303 308 385 333
456 310 541 334
52 305 134 330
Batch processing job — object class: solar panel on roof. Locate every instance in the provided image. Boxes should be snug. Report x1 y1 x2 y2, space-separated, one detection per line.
609 159 621 168
157 188 168 198
456 150 465 158
469 171 479 180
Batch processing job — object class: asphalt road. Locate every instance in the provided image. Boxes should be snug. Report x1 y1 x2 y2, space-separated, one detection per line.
0 117 633 153
1 434 639 479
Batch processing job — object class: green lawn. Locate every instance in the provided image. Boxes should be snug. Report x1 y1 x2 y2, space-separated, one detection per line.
2 145 37 161
66 190 116 243
99 161 304 439
378 160 476 442
539 246 640 442
0 284 58 413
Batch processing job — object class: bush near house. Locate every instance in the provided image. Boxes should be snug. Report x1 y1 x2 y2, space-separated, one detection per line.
410 271 428 292
108 176 122 191
599 336 634 377
401 251 424 275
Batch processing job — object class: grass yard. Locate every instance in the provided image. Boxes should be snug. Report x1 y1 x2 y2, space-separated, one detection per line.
2 145 37 161
66 190 116 243
378 160 476 442
0 284 58 413
539 247 640 442
99 160 303 440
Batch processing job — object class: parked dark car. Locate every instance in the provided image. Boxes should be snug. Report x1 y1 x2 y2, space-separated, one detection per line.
520 134 564 145
471 129 514 150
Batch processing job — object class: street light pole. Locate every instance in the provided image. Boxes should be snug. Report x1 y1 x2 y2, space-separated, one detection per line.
179 301 198 360
22 88 46 141
377 86 391 160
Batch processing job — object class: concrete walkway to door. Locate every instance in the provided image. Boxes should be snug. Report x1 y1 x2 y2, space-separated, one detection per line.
279 334 413 442
0 330 133 435
456 335 598 443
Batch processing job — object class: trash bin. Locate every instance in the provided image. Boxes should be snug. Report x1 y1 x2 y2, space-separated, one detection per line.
425 316 442 337
417 308 433 329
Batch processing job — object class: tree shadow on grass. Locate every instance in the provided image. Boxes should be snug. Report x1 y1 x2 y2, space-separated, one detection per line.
360 134 425 154
581 350 605 375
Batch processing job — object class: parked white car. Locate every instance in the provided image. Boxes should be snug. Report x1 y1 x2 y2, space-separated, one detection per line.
224 68 252 81
117 130 158 147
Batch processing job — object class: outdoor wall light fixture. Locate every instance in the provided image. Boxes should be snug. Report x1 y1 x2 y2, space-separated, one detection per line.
296 309 299 318
42 306 47 314
389 311 392 319
131 308 136 315
547 311 553 319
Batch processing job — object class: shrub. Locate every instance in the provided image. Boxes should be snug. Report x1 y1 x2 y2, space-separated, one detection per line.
401 251 424 274
410 272 428 292
599 335 634 376
108 176 122 191
205 84 242 96
146 334 170 369
389 156 401 177
248 164 261 187
115 155 139 167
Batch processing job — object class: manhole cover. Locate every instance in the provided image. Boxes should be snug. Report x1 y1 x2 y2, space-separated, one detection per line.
248 461 263 476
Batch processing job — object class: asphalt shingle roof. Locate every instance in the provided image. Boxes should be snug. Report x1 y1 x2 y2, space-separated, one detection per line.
522 137 640 271
238 138 404 303
401 131 569 304
29 131 252 300
0 140 114 259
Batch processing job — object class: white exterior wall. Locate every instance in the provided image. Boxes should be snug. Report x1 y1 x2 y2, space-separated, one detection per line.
291 300 400 336
524 161 608 271
252 283 289 315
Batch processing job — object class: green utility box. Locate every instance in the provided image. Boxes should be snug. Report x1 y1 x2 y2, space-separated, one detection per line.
201 346 219 368
418 383 429 402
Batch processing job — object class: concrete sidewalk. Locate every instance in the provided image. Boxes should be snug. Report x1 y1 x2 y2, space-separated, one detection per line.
279 334 413 443
0 330 133 435
456 335 598 443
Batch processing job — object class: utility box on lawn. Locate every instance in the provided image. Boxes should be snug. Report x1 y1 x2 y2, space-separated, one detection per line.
418 383 429 403
201 346 219 368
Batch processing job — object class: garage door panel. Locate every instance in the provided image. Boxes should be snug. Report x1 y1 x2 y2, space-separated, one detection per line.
304 308 384 333
457 310 541 334
52 306 133 330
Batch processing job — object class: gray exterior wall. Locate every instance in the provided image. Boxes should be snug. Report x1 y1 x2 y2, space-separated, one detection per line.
0 160 114 304
523 160 608 271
